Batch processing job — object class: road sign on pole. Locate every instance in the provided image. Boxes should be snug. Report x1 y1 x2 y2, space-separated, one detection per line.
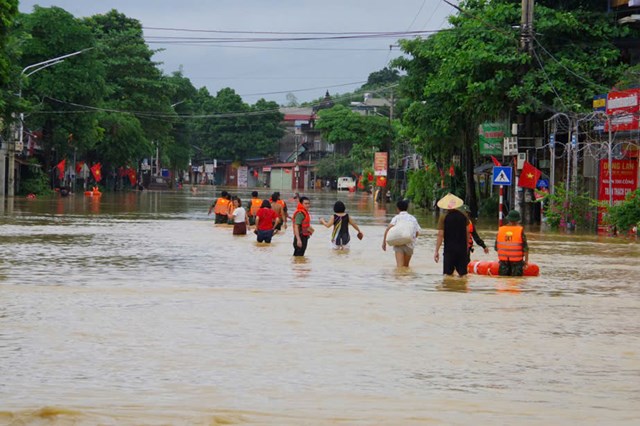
492 166 512 186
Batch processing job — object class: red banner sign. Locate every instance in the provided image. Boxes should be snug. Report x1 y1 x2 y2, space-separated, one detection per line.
597 159 639 233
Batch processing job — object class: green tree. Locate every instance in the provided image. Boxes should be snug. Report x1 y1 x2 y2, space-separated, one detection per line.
18 6 106 171
84 10 173 170
315 104 396 175
395 0 638 215
0 0 18 118
165 71 198 177
196 88 283 162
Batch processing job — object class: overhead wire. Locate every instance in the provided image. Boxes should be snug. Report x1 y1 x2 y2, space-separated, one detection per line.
531 45 566 110
532 37 608 92
33 82 401 120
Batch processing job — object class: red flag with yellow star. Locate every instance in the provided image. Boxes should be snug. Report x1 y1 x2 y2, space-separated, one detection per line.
90 163 102 182
518 161 541 189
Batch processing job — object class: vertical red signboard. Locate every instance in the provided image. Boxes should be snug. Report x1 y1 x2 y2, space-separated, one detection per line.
597 159 639 234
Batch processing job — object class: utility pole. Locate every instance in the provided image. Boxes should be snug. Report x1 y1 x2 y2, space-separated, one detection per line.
518 0 534 220
520 0 534 54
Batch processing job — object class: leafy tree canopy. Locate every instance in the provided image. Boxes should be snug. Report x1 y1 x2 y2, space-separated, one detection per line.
0 0 18 117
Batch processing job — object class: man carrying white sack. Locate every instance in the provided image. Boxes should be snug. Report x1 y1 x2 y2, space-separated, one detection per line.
382 199 421 268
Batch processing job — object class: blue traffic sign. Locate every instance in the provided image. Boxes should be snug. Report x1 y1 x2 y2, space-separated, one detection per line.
492 166 512 186
537 178 549 189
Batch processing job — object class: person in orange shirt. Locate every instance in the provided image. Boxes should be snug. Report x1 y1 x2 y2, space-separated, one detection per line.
494 210 529 276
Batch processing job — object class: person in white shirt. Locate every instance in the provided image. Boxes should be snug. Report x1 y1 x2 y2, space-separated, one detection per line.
382 199 421 267
229 196 249 235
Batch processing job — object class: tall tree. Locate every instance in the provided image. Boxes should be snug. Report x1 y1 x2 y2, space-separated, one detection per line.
18 6 106 169
84 10 173 168
196 88 283 162
0 0 19 119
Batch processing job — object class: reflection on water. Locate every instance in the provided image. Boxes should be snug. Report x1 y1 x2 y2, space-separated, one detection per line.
0 188 639 425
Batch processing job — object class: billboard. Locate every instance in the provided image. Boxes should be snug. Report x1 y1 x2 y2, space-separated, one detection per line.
478 122 506 156
374 152 388 176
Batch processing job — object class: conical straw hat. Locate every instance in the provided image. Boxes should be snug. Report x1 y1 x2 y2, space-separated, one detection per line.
437 193 464 210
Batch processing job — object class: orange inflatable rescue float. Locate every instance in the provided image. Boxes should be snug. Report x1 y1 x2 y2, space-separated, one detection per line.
468 260 540 277
84 186 102 197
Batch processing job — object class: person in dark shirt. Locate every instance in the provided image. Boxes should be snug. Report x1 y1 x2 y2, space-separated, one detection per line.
434 193 469 276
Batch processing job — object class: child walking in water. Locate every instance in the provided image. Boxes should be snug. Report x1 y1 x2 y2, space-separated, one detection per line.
320 201 363 250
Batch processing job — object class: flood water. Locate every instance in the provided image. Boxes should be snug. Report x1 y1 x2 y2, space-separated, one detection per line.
0 188 638 425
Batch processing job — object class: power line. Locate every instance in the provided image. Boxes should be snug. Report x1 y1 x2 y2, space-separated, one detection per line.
34 82 400 120
532 37 608 92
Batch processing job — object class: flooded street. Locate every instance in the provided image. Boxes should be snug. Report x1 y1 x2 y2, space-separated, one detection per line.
0 189 638 425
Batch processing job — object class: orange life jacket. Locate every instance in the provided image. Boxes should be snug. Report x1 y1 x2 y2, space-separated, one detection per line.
467 222 474 248
293 204 311 236
496 225 524 262
249 198 262 216
213 197 230 215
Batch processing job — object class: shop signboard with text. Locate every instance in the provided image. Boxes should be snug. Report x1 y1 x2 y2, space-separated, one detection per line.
478 122 506 156
597 159 639 233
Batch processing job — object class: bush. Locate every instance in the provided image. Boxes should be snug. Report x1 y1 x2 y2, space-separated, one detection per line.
540 185 598 230
606 188 640 234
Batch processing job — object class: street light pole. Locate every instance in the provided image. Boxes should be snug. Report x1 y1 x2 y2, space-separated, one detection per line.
7 48 93 197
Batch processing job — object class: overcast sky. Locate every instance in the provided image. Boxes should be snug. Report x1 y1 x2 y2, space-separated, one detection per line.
18 0 455 105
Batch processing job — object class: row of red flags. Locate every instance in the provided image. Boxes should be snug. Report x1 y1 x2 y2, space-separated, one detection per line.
56 158 110 185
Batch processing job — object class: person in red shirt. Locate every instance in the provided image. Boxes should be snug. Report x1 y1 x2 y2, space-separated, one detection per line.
254 200 279 243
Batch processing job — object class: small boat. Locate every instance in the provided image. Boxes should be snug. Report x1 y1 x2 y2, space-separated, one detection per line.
467 260 540 277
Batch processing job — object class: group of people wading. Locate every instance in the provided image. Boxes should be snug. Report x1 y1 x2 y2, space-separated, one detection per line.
209 190 530 273
208 190 364 257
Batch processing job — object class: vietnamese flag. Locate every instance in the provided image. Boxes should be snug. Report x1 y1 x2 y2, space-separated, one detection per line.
90 163 103 182
376 176 387 187
75 161 84 174
448 164 455 177
518 161 542 189
491 155 502 166
56 159 66 179
357 175 365 190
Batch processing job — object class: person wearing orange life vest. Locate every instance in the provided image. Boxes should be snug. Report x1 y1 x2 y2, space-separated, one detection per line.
225 193 236 224
292 196 314 256
460 205 489 261
208 191 231 224
247 191 262 226
494 210 529 276
270 192 287 234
